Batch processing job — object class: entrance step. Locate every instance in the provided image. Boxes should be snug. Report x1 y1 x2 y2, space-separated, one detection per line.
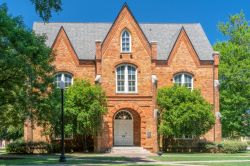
110 146 155 156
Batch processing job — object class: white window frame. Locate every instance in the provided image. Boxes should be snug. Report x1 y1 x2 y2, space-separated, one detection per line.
120 29 131 53
55 73 73 88
116 64 137 93
173 73 193 90
174 134 195 140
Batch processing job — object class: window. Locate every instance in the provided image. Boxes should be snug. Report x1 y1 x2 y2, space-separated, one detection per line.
174 73 193 89
55 73 73 88
121 30 131 52
115 111 132 120
116 64 137 93
174 134 195 140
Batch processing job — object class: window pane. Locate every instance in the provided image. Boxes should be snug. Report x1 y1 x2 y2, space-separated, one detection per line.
183 74 192 89
64 74 72 88
174 74 182 85
55 74 62 88
184 74 192 83
117 66 125 92
121 30 131 52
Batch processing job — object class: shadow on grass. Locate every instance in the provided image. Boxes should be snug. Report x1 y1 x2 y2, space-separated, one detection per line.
0 153 156 165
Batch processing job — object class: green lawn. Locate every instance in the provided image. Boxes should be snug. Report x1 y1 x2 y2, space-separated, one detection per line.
151 152 250 161
151 152 250 166
0 149 6 155
1 152 250 165
0 155 134 165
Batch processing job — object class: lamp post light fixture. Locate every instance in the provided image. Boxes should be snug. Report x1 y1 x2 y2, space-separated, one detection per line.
59 80 66 162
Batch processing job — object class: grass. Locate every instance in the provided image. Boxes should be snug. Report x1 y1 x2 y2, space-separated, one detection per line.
194 162 250 166
1 152 250 165
0 149 6 155
0 155 134 165
151 152 250 161
151 152 250 166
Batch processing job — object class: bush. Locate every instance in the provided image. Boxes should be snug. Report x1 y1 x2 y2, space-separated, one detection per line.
221 140 248 153
204 142 218 153
197 141 219 153
6 140 51 154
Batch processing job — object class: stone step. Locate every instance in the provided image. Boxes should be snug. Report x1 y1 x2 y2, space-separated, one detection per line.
111 146 152 154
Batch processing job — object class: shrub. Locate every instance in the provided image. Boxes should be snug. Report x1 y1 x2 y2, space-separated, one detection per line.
198 141 218 153
204 142 218 153
221 140 248 153
6 140 51 154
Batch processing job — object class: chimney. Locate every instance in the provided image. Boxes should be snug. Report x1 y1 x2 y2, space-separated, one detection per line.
213 51 220 66
95 40 102 59
151 41 157 60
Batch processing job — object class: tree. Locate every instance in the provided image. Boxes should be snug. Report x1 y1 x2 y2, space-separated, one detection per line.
0 4 55 138
64 80 107 151
157 86 215 138
213 11 250 137
30 0 62 22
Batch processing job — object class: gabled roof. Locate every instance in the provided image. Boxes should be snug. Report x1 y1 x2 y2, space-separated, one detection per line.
33 22 214 60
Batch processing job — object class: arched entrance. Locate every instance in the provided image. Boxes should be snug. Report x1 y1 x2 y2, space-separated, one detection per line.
114 110 133 146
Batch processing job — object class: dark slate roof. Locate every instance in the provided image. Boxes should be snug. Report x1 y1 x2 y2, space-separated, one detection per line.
33 22 214 60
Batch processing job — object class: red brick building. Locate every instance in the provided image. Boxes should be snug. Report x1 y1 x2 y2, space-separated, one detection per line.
24 4 221 152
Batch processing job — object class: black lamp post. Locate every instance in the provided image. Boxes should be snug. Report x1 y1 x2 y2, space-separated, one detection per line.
59 80 66 162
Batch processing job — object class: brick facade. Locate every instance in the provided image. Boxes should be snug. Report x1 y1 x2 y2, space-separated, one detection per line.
24 4 221 153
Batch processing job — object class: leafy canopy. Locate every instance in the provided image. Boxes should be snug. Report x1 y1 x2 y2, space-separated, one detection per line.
0 4 54 137
64 80 107 136
30 0 62 22
157 86 215 137
214 11 250 137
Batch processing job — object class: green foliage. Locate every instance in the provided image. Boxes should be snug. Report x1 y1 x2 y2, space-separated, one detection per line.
0 4 55 137
213 11 250 137
0 124 23 141
221 140 248 153
204 142 219 153
64 80 107 137
6 140 51 154
30 0 62 22
157 86 215 138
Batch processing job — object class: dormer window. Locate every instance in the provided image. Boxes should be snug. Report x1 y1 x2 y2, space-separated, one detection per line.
121 30 131 52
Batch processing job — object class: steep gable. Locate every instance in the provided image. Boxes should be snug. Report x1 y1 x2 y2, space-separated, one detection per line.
167 27 200 67
101 3 151 56
52 27 79 65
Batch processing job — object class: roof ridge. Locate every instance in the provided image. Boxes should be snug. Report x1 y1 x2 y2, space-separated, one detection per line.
33 21 201 25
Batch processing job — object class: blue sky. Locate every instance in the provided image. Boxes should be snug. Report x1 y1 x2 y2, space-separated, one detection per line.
1 0 250 44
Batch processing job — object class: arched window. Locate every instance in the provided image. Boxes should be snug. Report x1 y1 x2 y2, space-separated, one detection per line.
115 111 132 120
121 30 131 52
55 73 73 88
174 73 193 89
116 64 137 93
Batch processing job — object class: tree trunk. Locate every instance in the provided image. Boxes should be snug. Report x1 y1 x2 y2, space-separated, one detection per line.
84 135 88 152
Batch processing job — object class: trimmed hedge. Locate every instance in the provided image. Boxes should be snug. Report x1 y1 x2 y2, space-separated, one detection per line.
6 140 51 154
163 139 248 153
221 140 248 153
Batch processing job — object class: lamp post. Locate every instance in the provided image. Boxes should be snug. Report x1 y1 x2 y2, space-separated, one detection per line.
59 80 66 162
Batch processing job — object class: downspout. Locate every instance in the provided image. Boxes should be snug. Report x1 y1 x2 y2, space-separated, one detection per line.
213 60 216 142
